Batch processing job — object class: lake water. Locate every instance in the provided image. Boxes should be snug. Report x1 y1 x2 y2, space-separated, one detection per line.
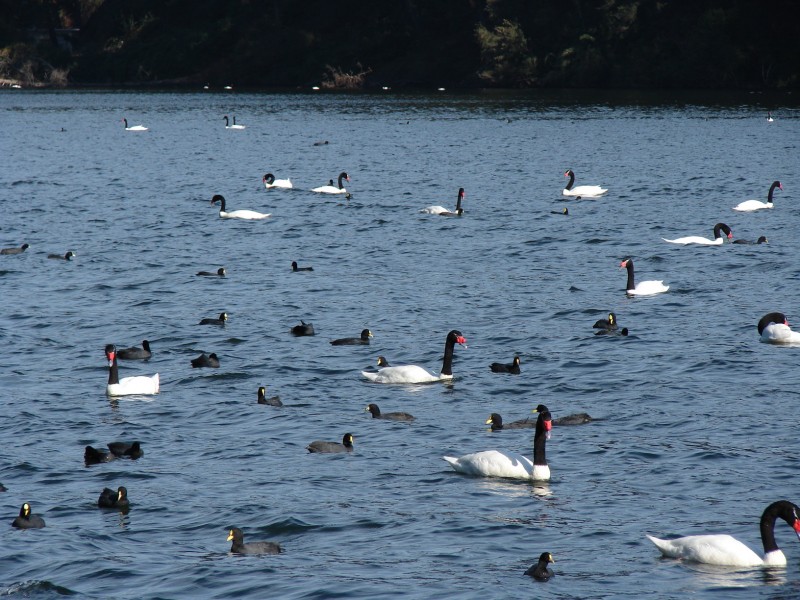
1 87 799 599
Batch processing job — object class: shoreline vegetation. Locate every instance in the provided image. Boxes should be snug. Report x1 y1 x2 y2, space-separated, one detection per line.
1 1 797 92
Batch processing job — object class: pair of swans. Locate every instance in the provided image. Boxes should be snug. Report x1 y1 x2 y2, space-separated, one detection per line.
264 171 350 194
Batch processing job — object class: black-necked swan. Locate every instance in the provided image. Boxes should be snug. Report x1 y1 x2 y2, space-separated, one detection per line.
223 115 245 129
121 118 147 131
421 188 465 215
525 552 555 580
563 169 607 197
117 340 152 360
211 194 270 220
97 486 129 510
663 222 733 245
312 172 349 194
257 386 283 406
12 503 45 529
758 312 800 344
365 403 415 421
442 405 552 480
263 173 292 189
733 181 783 212
619 257 669 296
197 267 226 276
361 330 467 384
489 356 520 374
104 344 159 396
307 433 354 453
733 236 768 245
331 329 372 345
647 500 800 567
227 527 282 555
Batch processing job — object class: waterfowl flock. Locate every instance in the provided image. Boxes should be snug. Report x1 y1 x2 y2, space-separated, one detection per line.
2 101 794 596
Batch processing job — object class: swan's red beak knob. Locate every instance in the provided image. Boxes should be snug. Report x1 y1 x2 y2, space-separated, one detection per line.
106 351 115 366
456 335 467 348
793 519 800 536
727 232 733 239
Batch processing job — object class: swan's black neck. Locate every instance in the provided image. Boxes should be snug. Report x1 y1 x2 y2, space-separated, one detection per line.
456 188 464 211
439 330 464 376
223 116 230 126
768 181 781 202
123 119 128 128
106 345 120 385
623 260 635 291
212 195 226 211
337 173 347 189
759 500 800 554
713 223 732 240
264 174 275 184
565 170 575 190
757 312 787 335
533 410 551 466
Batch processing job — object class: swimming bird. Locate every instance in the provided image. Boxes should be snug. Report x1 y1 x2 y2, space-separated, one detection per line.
107 441 143 459
525 552 555 580
0 243 29 255
84 445 115 464
197 267 226 276
291 321 315 336
767 111 774 122
116 340 152 360
489 356 521 374
553 413 595 425
619 257 668 296
486 413 535 431
122 118 148 131
733 236 768 245
421 188 465 215
365 403 415 421
199 312 228 326
191 352 220 368
663 222 733 245
227 527 282 554
257 386 283 407
211 194 270 220
47 251 75 260
552 207 569 215
313 140 329 146
361 330 467 384
311 172 349 194
105 344 159 396
307 433 354 453
98 486 129 510
758 312 800 344
11 503 45 529
733 181 783 212
223 115 245 129
593 312 618 331
563 169 607 197
596 327 629 337
443 405 552 480
331 329 372 345
291 261 313 272
647 500 800 567
263 173 292 189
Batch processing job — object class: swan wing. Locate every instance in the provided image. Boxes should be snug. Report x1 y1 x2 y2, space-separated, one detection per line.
361 365 440 384
628 281 669 296
733 200 771 212
761 323 800 345
563 185 607 197
107 374 159 396
662 236 720 245
646 534 763 567
420 205 450 214
221 209 270 220
311 186 347 194
443 450 534 479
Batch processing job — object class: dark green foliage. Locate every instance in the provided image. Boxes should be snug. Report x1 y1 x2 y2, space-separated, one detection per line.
3 0 799 89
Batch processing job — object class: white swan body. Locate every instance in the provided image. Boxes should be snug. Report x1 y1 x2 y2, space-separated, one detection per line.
223 115 245 129
620 257 668 296
105 345 159 397
211 194 270 220
733 181 783 212
563 169 607 197
647 500 800 567
122 119 148 131
263 173 293 189
312 172 349 194
443 406 552 481
758 312 800 344
663 222 733 245
422 188 465 215
361 330 466 384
